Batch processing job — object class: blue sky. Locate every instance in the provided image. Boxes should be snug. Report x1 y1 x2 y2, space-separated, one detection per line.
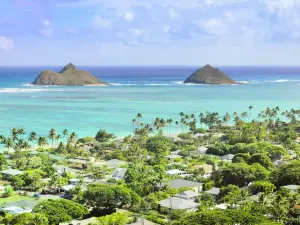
0 0 299 66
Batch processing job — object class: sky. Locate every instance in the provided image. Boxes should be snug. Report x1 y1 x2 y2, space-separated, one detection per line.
0 0 299 66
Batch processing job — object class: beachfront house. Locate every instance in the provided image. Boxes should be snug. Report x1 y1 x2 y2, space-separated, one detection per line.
175 190 199 200
159 197 199 211
161 179 203 194
111 168 127 180
1 169 24 179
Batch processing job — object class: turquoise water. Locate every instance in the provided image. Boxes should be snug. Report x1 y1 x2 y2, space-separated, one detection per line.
0 66 300 138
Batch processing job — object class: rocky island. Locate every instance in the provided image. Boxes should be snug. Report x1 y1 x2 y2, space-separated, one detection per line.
184 64 237 84
32 63 109 86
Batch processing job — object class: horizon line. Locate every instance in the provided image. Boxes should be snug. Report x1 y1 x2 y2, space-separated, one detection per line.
2 65 300 67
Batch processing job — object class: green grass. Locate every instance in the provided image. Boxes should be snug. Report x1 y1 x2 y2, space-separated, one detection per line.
0 195 32 204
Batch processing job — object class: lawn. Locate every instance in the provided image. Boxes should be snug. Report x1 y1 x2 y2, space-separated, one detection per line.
0 195 32 204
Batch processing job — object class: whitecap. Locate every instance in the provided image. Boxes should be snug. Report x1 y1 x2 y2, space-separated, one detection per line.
0 88 46 93
237 81 249 84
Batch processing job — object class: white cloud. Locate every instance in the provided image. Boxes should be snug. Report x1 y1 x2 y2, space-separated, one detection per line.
123 12 135 21
40 20 53 37
168 8 180 19
93 14 112 29
0 36 14 51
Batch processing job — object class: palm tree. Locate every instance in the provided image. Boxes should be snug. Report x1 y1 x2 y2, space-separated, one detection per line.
199 113 204 128
248 106 253 122
11 128 18 143
48 129 56 148
38 137 48 149
28 131 37 151
4 138 13 152
132 118 136 131
241 112 248 121
167 119 173 137
223 113 231 126
62 129 69 143
136 113 142 127
68 132 78 146
179 112 185 117
17 129 26 139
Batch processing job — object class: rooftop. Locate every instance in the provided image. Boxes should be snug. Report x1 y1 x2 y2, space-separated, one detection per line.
175 190 199 199
166 169 186 175
159 197 199 209
1 169 24 176
205 187 220 195
163 179 203 189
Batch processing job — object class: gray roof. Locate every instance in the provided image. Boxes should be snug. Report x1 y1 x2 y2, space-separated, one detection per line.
112 168 127 180
60 184 76 191
1 169 24 176
159 197 199 209
281 185 300 192
221 154 235 160
164 179 203 189
205 187 220 195
68 158 90 164
166 169 186 175
165 155 182 159
175 190 199 199
105 159 126 167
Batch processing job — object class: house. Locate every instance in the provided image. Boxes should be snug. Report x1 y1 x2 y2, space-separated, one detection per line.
166 169 187 176
281 185 300 193
162 179 203 193
165 155 182 162
175 190 199 200
191 146 208 156
171 150 181 155
159 197 199 211
59 184 76 193
205 187 220 196
53 165 81 176
67 159 91 169
112 168 127 180
1 206 31 214
105 159 126 168
221 154 235 161
1 169 24 179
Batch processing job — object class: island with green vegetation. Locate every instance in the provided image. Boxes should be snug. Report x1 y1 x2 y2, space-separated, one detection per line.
184 64 237 84
0 107 299 224
32 63 109 86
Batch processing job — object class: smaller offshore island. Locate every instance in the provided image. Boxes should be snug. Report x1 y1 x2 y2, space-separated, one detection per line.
184 64 237 84
32 63 109 86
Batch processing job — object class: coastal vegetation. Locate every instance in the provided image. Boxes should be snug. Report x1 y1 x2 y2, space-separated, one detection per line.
0 107 299 224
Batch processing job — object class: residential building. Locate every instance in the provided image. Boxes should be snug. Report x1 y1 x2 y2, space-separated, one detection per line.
159 197 199 211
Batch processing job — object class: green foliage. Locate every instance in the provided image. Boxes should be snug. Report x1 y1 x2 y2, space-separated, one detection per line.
144 191 170 210
270 160 300 186
146 135 174 156
249 181 276 195
32 199 89 225
232 153 250 163
95 129 116 142
193 128 206 134
172 209 272 225
77 136 95 144
10 213 48 225
0 153 7 170
84 184 141 212
144 211 168 225
96 212 132 225
177 133 192 140
248 153 274 170
207 142 286 159
217 163 270 187
3 185 14 197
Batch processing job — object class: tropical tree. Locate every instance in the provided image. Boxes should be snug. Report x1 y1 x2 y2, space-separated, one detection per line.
38 137 48 149
18 128 26 139
28 132 37 151
48 129 56 148
62 129 69 142
4 137 13 152
248 106 254 122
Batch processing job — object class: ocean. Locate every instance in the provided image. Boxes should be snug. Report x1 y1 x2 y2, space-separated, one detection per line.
0 66 300 138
